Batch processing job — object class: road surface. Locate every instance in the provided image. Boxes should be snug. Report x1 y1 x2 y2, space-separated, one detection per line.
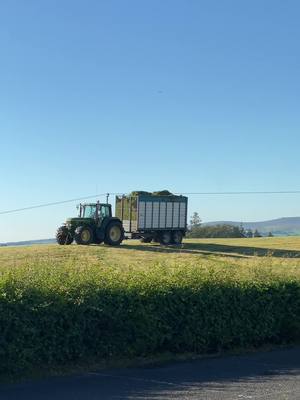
1 347 300 399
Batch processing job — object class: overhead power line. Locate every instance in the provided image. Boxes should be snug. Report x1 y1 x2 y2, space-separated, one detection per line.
1 190 300 215
0 193 112 215
177 191 300 195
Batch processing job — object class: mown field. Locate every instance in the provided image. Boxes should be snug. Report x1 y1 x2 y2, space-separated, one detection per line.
2 237 300 271
1 237 300 377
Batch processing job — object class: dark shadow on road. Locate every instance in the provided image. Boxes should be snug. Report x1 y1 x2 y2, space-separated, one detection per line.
121 241 300 258
1 347 300 399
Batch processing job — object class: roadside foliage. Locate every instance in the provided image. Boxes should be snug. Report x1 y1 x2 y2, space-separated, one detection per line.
1 238 300 375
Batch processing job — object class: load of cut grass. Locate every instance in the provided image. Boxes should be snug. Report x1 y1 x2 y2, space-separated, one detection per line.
130 190 174 196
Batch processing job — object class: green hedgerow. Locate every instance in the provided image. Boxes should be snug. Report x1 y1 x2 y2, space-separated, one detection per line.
0 259 300 374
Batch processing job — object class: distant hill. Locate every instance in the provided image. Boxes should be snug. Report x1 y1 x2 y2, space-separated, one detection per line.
2 217 300 245
0 238 55 247
203 217 300 236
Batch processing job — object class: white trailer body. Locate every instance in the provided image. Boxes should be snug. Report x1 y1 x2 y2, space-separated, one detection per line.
115 194 188 238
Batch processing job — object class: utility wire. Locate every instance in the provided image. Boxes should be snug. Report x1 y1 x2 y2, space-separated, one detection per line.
0 193 113 215
176 191 300 195
1 190 300 215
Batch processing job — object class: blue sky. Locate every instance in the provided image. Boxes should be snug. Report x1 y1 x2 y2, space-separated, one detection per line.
1 0 300 241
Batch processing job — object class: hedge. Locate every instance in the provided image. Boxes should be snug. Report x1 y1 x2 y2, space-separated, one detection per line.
1 262 300 374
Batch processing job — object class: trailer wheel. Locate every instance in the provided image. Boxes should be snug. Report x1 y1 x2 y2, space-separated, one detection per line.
140 237 152 243
172 231 183 245
159 231 172 245
75 226 94 245
104 222 124 246
152 237 160 243
56 226 73 245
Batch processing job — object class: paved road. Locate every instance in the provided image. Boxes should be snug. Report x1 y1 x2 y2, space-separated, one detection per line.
1 347 300 399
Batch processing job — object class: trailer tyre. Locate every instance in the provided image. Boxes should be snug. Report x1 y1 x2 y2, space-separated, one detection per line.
74 226 94 245
56 226 73 245
104 222 124 246
140 237 152 243
152 237 160 243
172 231 183 245
159 231 172 245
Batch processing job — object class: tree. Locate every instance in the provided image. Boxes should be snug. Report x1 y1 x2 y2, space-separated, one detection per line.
189 212 201 229
239 223 246 237
246 229 253 238
253 229 262 238
268 232 274 237
186 224 246 238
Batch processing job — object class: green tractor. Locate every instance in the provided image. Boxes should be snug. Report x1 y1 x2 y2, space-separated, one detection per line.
56 201 124 246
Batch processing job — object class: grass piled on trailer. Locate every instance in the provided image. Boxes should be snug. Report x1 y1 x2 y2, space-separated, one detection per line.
1 239 300 375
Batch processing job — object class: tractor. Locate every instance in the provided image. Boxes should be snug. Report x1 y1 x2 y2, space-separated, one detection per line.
56 201 124 246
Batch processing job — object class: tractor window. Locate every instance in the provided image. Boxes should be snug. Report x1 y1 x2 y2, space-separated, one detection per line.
100 205 110 218
83 205 97 218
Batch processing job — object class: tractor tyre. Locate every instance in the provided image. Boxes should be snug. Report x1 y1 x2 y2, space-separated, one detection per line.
74 226 94 245
172 230 183 245
56 226 73 245
104 221 124 246
159 231 172 245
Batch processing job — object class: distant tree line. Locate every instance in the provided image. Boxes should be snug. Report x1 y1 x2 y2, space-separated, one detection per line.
187 212 271 238
187 223 246 238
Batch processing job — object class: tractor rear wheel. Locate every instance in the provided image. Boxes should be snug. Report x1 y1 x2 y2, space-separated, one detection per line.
104 222 124 246
172 230 183 245
74 226 94 245
56 226 73 245
159 231 172 245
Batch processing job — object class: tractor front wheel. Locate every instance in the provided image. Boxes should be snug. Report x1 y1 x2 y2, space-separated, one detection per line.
56 226 73 245
74 226 94 245
104 222 124 246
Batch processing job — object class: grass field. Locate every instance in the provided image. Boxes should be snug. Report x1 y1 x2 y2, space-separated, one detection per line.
1 237 300 275
1 237 300 376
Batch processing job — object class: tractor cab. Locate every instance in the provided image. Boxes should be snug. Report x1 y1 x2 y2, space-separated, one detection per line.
79 202 112 221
